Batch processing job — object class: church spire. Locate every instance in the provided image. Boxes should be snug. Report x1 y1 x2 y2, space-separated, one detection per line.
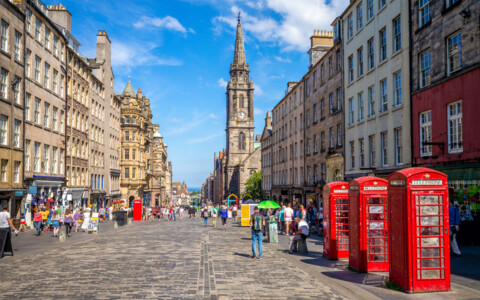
233 12 246 66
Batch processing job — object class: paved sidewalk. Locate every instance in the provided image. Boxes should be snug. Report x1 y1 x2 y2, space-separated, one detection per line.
1 217 480 299
274 231 480 300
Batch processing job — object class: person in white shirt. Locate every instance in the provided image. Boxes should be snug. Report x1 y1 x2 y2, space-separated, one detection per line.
0 206 15 239
289 217 309 253
108 206 114 220
284 203 294 235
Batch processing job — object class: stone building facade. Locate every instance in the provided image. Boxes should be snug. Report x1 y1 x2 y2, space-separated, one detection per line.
260 112 272 199
23 0 67 222
271 81 304 205
410 0 480 189
89 30 121 207
342 0 411 180
118 79 165 206
223 14 260 199
304 29 344 206
165 161 172 202
0 0 25 218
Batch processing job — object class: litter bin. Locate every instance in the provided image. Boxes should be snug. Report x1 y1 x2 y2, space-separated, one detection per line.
265 216 278 243
116 211 126 226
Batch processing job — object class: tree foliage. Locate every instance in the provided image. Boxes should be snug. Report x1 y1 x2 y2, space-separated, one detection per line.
244 171 262 200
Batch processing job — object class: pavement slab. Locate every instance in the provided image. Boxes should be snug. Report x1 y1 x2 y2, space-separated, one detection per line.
1 217 479 299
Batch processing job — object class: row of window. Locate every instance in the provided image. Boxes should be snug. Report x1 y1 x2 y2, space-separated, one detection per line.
109 155 120 170
0 67 22 104
0 115 22 148
90 150 105 168
25 94 65 132
419 31 462 89
90 174 104 190
347 16 402 85
25 10 65 62
66 137 88 160
90 125 105 145
306 49 342 95
67 107 87 132
124 167 145 180
0 159 21 184
24 140 64 174
110 113 120 131
124 148 145 161
1 19 22 61
25 49 66 98
274 165 327 186
349 127 403 170
91 99 105 122
272 87 303 124
262 174 272 191
348 72 402 125
66 166 87 187
420 101 463 156
67 76 89 107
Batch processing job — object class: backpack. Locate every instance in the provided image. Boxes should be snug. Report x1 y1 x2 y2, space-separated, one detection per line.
253 214 263 231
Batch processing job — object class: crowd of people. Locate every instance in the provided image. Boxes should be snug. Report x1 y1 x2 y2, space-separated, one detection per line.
200 204 237 230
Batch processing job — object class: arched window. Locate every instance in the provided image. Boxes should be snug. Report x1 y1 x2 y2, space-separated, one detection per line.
238 132 246 150
239 95 244 108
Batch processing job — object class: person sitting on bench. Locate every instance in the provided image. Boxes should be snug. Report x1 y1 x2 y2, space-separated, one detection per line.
289 217 309 253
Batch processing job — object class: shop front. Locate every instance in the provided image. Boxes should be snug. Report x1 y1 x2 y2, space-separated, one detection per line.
90 192 107 211
24 177 65 226
62 188 89 211
0 189 25 222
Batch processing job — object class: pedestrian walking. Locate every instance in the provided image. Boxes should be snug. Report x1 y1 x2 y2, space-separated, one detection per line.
250 206 265 259
18 213 28 232
0 206 16 239
211 205 218 227
284 204 293 235
289 217 309 253
74 209 82 232
52 211 60 237
64 209 74 237
33 209 43 236
82 207 91 233
202 206 209 226
220 205 228 230
232 205 238 222
449 197 462 256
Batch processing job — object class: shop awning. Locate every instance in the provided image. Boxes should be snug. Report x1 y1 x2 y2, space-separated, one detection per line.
433 163 480 181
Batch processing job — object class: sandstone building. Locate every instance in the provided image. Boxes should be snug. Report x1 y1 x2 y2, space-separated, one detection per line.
0 0 25 218
23 0 67 220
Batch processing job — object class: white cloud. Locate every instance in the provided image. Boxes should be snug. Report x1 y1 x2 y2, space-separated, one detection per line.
217 78 228 88
208 113 219 119
274 56 291 63
254 84 264 96
254 107 263 116
134 16 195 34
111 41 182 67
213 0 349 52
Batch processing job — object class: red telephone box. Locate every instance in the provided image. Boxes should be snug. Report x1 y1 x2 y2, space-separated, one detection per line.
349 177 389 272
323 181 350 259
133 199 142 221
388 167 450 292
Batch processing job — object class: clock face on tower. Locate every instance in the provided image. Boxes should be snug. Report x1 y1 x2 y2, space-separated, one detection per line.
238 111 246 120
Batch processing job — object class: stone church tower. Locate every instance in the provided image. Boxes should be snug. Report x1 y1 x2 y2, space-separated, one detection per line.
224 13 256 198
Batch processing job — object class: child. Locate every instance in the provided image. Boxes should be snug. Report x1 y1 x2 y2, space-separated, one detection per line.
19 213 27 232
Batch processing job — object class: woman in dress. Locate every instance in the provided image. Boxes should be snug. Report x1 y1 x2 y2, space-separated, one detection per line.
74 209 82 232
64 209 74 237
51 211 60 237
82 207 91 233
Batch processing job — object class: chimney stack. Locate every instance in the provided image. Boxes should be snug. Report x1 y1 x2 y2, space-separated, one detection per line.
308 29 334 69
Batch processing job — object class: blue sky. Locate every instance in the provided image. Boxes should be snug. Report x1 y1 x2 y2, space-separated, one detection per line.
44 0 348 187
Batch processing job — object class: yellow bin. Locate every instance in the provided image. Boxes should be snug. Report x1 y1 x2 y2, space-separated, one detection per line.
241 203 258 226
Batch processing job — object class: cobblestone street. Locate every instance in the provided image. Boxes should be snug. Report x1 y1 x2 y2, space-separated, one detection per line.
1 217 480 299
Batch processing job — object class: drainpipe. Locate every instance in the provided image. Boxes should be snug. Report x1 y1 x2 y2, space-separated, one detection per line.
408 0 414 168
21 0 27 213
